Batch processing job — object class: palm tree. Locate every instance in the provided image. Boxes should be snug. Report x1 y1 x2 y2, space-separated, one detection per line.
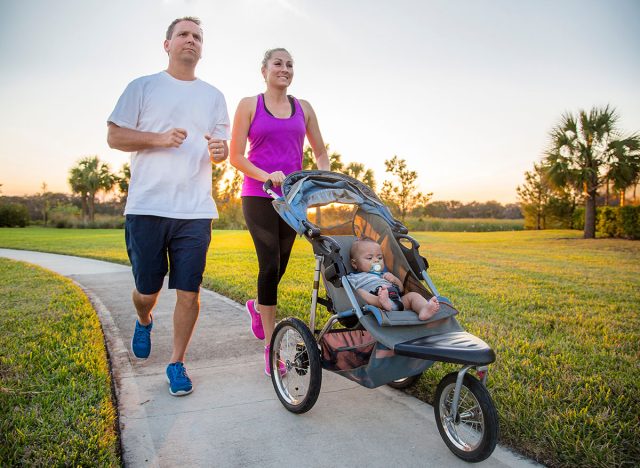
302 144 343 171
68 156 116 222
117 163 131 204
544 105 640 238
606 137 640 207
302 144 344 225
68 165 90 222
343 162 376 191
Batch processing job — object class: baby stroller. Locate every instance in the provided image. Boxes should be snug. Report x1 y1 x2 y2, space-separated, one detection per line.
265 170 499 462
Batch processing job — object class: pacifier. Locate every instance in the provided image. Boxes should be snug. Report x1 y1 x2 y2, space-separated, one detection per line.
369 262 383 275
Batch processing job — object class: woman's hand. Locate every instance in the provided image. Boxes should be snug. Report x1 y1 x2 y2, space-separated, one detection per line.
267 171 287 186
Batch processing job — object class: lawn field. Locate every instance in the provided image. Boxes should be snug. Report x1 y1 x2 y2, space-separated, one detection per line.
0 258 119 466
1 227 639 467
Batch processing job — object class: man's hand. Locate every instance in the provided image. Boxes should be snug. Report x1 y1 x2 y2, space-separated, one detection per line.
205 134 227 164
158 128 188 148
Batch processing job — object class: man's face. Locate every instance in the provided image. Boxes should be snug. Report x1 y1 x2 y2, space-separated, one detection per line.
164 20 203 65
351 241 385 273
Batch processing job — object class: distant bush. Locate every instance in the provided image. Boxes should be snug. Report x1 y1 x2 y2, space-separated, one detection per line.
49 204 82 228
618 206 640 239
0 203 29 227
49 205 124 229
405 217 524 232
596 206 640 239
572 207 585 231
597 207 619 237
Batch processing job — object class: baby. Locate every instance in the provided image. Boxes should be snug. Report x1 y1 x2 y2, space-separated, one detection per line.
348 236 440 321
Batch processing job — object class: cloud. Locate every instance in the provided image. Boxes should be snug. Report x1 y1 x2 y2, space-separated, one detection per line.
273 0 310 19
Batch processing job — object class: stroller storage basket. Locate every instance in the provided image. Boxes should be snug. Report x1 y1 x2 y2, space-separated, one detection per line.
320 329 432 388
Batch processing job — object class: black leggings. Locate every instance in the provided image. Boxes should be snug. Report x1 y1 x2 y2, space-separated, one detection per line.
242 196 297 306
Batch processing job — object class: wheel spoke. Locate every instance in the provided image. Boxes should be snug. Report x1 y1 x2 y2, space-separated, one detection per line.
439 383 485 452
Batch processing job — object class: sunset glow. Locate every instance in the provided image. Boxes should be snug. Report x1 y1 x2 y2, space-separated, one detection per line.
1 0 639 203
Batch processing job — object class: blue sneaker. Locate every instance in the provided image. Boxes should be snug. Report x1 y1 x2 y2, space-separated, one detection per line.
131 318 152 359
166 362 193 396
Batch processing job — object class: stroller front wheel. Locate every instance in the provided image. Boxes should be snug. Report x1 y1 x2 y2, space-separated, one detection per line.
270 318 322 414
434 372 499 462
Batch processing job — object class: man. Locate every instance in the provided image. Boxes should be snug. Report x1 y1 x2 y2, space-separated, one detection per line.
107 17 229 396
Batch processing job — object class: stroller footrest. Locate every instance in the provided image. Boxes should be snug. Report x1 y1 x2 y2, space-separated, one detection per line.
363 301 459 327
394 332 495 365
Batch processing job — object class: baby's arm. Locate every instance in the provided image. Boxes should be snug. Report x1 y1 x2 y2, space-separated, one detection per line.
355 288 383 307
356 286 396 311
382 272 403 293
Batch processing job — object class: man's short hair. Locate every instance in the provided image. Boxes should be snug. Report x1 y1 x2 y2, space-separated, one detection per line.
166 16 202 40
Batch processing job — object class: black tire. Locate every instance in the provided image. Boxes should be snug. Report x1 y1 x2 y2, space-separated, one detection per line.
387 373 422 390
434 372 499 463
270 317 322 414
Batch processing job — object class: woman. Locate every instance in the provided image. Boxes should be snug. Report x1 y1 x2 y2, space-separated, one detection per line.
230 48 330 376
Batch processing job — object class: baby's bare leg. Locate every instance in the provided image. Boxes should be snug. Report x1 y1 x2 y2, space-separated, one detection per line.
377 287 395 311
403 292 440 321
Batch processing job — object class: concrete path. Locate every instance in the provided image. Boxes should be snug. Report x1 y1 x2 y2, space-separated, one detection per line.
0 248 540 468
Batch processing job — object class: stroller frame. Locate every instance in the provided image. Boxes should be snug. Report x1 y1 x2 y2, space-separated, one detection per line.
265 171 499 462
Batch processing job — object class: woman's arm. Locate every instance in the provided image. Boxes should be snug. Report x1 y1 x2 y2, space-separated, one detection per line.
107 123 187 152
229 97 287 185
300 100 330 171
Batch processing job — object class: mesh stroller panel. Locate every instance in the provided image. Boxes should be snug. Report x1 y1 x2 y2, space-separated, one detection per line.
319 329 433 388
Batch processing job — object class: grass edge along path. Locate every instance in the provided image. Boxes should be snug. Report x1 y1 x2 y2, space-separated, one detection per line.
0 258 120 466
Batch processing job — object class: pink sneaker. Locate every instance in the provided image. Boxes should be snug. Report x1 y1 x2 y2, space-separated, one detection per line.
264 345 287 377
245 300 265 340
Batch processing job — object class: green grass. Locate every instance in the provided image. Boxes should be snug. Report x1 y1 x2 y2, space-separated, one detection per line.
406 217 524 232
0 257 119 466
1 227 639 467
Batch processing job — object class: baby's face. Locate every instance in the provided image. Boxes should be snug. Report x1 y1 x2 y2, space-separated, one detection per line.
351 241 385 273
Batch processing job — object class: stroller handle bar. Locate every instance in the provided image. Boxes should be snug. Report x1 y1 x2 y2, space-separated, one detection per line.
263 179 279 199
263 179 321 238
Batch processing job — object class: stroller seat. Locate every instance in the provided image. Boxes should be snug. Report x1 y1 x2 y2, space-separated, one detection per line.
325 235 457 327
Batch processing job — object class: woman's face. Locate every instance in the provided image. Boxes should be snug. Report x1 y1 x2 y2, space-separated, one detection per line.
262 51 294 89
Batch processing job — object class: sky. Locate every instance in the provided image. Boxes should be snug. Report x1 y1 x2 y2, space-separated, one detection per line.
1 0 639 203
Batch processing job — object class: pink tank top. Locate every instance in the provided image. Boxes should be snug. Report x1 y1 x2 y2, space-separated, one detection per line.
240 94 306 197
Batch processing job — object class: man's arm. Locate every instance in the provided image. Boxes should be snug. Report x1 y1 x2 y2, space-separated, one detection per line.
107 122 187 152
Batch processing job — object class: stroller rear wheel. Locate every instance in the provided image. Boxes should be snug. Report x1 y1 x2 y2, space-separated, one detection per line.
387 372 422 390
270 318 322 414
434 372 498 462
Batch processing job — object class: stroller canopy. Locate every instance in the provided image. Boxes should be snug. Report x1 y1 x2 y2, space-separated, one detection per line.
272 170 406 236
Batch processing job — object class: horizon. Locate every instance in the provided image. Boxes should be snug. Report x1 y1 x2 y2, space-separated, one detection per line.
1 0 639 204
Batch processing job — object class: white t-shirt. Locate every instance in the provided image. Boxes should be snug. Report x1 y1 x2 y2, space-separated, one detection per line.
108 71 230 219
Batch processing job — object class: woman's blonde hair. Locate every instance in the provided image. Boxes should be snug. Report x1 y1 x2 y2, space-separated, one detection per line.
261 48 292 68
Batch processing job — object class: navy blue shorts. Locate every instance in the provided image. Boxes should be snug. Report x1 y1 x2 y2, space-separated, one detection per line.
125 215 212 295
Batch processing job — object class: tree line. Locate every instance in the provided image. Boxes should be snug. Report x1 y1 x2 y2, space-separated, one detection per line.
17 103 639 235
2 148 521 228
517 105 639 238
